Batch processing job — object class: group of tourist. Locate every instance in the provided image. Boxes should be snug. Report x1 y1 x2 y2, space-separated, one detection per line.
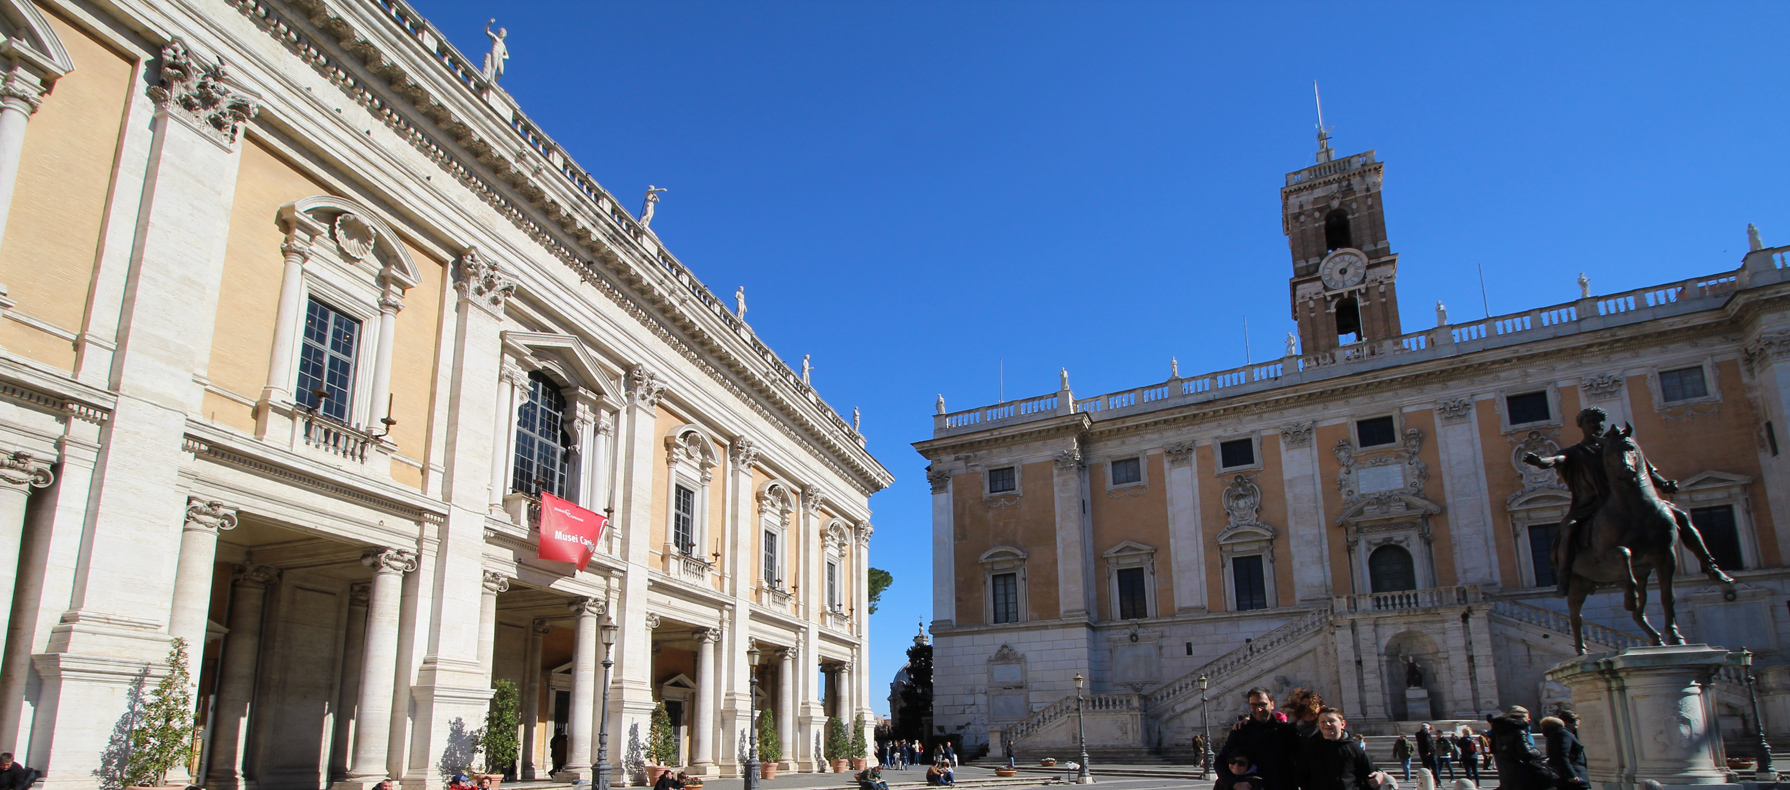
874 739 956 786
1212 688 1589 790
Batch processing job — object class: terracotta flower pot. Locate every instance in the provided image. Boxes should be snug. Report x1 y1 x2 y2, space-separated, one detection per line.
646 765 672 785
831 758 849 773
1040 758 1057 767
995 768 1019 777
760 763 779 780
851 758 867 770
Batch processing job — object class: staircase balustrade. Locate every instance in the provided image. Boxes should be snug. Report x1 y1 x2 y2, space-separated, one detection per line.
1486 596 1645 649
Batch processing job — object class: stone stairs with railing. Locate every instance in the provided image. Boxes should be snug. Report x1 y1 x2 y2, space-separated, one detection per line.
1145 606 1335 722
1485 596 1647 651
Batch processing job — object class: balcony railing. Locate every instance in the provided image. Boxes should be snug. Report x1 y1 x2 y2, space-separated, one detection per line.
1336 585 1483 614
935 254 1790 438
302 414 376 463
664 544 712 583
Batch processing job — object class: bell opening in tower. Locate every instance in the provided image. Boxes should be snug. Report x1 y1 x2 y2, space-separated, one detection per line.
1335 296 1362 345
1324 208 1352 251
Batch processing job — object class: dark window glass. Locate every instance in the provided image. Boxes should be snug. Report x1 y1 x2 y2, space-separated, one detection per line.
763 531 779 585
1529 523 1559 588
673 485 696 554
1117 567 1149 619
1507 391 1551 425
1325 208 1353 251
827 561 839 609
1220 439 1255 468
1357 416 1397 447
296 298 360 423
991 572 1019 624
1111 458 1142 486
1335 296 1361 344
1232 555 1268 611
988 466 1016 493
512 372 571 499
1659 367 1709 403
1691 505 1745 571
1368 545 1417 593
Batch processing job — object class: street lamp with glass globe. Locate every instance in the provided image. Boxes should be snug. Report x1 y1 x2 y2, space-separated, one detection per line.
1073 673 1092 784
1197 674 1211 780
745 643 763 790
594 617 620 790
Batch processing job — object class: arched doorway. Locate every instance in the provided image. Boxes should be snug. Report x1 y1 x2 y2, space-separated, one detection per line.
1369 545 1417 593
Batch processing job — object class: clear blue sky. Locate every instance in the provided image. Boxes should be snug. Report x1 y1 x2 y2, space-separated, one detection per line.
412 0 1790 715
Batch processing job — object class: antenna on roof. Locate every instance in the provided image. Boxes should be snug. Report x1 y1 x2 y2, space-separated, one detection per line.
1313 81 1334 164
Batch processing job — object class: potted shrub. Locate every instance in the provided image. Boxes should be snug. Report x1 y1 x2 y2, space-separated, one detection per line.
757 709 781 780
849 714 869 770
472 679 520 787
995 766 1019 777
125 638 196 790
1040 757 1057 767
645 702 679 785
825 717 850 772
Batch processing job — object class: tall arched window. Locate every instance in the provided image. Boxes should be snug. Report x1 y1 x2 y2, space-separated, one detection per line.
1335 296 1362 344
1325 208 1353 251
513 371 571 499
1369 545 1417 593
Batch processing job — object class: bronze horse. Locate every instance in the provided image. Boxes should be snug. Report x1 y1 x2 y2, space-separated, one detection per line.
1563 424 1684 654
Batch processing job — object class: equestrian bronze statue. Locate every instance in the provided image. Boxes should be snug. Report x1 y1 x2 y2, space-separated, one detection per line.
1523 407 1735 654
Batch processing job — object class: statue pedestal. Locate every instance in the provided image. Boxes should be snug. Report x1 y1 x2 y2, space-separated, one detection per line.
1545 644 1739 788
1404 687 1431 720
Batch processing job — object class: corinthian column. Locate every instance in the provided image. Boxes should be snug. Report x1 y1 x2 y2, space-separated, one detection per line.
169 498 236 659
691 628 720 774
0 452 49 651
205 565 279 790
556 597 602 783
0 69 50 259
341 548 417 786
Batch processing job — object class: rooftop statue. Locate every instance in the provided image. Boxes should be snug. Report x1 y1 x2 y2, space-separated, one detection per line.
639 185 667 229
1522 408 1736 653
481 19 508 84
735 286 747 320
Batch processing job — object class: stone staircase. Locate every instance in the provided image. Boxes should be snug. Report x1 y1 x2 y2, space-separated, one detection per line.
1145 606 1335 723
1485 596 1647 650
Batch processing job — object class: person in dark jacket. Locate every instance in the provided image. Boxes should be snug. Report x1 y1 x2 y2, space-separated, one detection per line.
1217 688 1304 790
1414 723 1435 779
1217 751 1266 790
1391 736 1412 780
1488 707 1547 790
1295 707 1390 790
1540 717 1589 787
0 754 33 790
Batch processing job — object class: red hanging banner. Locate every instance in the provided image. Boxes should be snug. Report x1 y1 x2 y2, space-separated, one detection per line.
537 493 606 571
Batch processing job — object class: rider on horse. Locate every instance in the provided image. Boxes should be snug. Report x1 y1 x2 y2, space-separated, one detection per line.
1523 407 1735 596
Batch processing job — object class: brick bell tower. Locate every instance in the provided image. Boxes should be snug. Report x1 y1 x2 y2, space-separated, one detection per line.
1282 123 1402 356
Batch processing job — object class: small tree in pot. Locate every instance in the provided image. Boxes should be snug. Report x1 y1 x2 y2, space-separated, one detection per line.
475 680 520 782
825 717 849 772
757 709 781 779
645 702 679 785
125 638 196 789
849 714 869 770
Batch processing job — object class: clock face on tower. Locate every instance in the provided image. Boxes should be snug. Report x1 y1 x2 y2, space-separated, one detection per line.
1319 249 1367 291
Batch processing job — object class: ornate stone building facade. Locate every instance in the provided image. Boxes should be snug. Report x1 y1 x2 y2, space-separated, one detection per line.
0 0 889 788
916 133 1790 754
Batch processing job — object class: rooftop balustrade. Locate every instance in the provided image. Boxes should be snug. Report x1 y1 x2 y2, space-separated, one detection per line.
934 253 1790 438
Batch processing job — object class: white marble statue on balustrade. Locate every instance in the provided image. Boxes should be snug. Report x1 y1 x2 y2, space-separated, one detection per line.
1285 333 1297 357
735 286 747 319
801 354 812 385
1435 301 1447 327
482 20 509 83
852 407 860 433
1578 272 1590 299
936 394 946 415
1170 357 1178 378
1750 222 1765 251
1060 368 1070 391
640 185 667 228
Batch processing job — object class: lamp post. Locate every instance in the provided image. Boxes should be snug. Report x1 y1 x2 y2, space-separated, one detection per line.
1073 673 1092 785
1740 648 1776 779
1197 674 1211 780
594 617 619 790
746 643 763 790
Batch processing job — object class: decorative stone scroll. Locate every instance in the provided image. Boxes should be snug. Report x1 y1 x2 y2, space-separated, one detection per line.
362 547 419 574
1163 442 1195 467
481 571 510 594
643 612 662 629
730 437 761 470
235 563 279 587
628 366 667 409
0 451 52 491
1580 373 1625 401
184 497 239 533
570 597 606 617
1279 422 1314 449
1053 449 1083 471
1436 397 1474 425
147 38 259 145
455 247 517 311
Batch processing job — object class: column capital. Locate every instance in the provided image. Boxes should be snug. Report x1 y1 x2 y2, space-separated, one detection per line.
349 582 371 606
643 612 662 629
0 450 52 491
455 246 518 314
568 596 605 618
926 468 950 494
0 70 45 115
777 647 796 662
482 571 511 594
184 496 239 533
730 436 760 469
695 627 722 644
627 365 667 410
378 281 405 315
532 618 552 636
855 521 873 547
146 38 259 146
233 563 279 587
802 485 828 513
1164 442 1195 467
361 547 419 575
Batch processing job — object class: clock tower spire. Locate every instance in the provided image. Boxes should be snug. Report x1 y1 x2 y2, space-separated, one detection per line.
1282 129 1402 356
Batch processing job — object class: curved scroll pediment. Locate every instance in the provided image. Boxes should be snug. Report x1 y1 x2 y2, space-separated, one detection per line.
1334 493 1442 526
282 196 421 288
1217 522 1276 544
0 0 74 79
